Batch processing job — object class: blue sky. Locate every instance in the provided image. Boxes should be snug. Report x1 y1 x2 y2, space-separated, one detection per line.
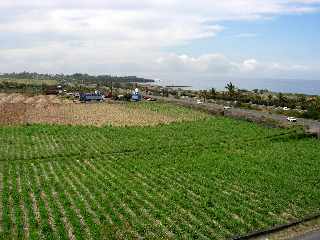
171 13 320 64
0 0 319 88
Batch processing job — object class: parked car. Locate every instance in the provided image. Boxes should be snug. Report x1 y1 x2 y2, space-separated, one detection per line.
287 117 297 122
197 100 203 104
224 106 232 110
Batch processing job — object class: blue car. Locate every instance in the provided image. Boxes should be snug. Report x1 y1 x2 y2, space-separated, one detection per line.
131 93 142 101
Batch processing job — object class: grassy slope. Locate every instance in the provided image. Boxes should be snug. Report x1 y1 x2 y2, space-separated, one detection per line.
0 116 319 239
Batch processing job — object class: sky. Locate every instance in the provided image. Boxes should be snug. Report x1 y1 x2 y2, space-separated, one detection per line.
0 0 319 89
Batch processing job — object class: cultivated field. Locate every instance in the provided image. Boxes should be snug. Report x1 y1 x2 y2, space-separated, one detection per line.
0 113 319 239
0 94 207 126
0 78 57 86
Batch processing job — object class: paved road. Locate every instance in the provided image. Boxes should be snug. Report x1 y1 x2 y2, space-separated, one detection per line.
152 96 320 137
291 230 320 240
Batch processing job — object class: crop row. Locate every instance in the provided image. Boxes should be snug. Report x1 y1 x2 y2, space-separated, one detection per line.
0 117 294 162
0 155 275 239
0 117 319 239
1 137 319 240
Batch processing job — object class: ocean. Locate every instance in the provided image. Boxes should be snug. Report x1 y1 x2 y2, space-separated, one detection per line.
156 77 320 95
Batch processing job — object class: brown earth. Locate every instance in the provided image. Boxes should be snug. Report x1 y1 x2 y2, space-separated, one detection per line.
0 103 28 124
0 94 197 126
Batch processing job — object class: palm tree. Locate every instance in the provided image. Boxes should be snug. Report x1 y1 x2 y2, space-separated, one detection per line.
225 82 236 96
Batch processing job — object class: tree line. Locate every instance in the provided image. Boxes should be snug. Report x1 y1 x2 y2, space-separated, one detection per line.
0 72 155 84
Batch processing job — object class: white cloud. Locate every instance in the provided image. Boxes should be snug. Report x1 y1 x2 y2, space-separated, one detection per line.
156 54 238 73
241 59 259 72
0 0 319 78
0 9 223 49
154 53 313 77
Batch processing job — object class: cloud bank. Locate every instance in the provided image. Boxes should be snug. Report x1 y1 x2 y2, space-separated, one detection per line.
0 0 319 81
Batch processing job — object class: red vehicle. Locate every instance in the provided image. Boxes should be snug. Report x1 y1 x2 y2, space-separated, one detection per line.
144 96 156 101
105 92 113 98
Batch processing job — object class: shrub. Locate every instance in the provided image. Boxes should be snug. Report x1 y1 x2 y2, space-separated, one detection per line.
302 105 320 120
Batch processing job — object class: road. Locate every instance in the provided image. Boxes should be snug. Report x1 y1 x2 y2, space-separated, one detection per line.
291 230 320 240
152 96 320 137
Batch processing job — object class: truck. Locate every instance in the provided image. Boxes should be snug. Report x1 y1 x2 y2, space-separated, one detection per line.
131 93 142 101
80 93 104 102
44 85 62 95
131 88 142 102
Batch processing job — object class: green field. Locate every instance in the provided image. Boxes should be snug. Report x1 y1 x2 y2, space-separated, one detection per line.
0 78 57 86
0 108 319 239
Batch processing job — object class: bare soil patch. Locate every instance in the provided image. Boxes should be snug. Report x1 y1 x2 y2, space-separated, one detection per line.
0 94 204 126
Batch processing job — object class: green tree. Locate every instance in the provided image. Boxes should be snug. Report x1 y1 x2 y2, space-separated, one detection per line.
225 82 236 96
277 92 287 107
303 98 320 120
267 94 273 106
297 94 307 109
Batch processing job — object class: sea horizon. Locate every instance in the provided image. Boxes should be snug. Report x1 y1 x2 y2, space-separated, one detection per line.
155 78 320 95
